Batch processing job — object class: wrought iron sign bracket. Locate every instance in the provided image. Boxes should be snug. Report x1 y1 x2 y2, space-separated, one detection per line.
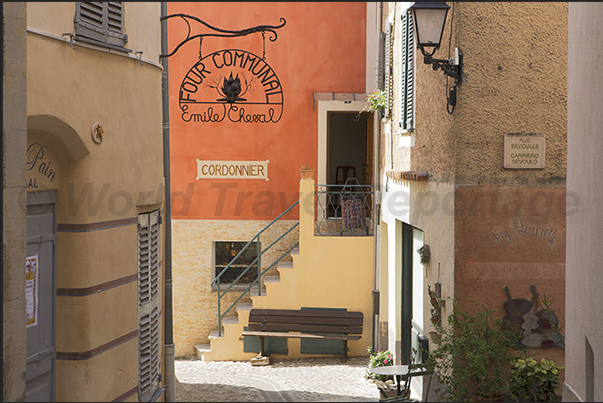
160 14 286 59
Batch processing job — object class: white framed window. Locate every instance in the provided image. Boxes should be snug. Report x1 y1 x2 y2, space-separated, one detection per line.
74 2 129 51
138 210 160 402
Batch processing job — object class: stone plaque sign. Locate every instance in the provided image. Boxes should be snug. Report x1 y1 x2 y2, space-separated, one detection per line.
196 159 269 180
504 133 545 169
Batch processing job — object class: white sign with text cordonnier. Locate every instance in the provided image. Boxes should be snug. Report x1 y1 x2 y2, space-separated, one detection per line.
196 160 269 181
504 133 546 169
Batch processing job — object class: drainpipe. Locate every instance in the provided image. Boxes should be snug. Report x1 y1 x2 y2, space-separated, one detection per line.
161 2 176 401
372 1 383 352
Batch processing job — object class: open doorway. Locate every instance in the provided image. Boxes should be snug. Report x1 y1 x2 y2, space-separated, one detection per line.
327 111 373 186
325 111 374 221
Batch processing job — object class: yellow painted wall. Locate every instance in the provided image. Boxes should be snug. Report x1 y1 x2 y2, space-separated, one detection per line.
257 178 375 358
26 3 164 401
172 219 299 358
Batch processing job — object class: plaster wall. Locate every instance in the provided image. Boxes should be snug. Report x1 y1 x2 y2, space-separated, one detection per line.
380 179 456 335
564 3 603 401
171 219 299 357
255 178 375 358
167 2 367 221
3 2 28 401
453 2 567 186
25 3 165 401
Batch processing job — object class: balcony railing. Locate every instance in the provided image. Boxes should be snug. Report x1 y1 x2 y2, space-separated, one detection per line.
314 184 374 236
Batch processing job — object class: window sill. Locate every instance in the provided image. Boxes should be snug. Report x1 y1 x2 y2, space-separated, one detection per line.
74 36 132 53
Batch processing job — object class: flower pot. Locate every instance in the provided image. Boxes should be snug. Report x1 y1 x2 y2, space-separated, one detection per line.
299 169 314 179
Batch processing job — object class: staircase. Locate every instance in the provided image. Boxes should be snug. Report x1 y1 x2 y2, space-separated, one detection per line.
194 178 375 362
194 248 299 361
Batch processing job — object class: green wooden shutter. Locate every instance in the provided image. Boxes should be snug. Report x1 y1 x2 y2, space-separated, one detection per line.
138 210 160 401
384 23 393 119
75 2 127 48
401 9 415 130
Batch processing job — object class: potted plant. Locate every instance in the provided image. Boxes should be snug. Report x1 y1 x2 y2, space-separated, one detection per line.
299 164 314 179
424 299 518 402
365 347 394 381
365 347 397 399
356 89 387 121
507 353 563 402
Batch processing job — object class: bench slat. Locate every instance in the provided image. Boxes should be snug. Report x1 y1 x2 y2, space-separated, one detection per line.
247 323 363 334
248 314 363 327
249 309 363 319
241 331 362 341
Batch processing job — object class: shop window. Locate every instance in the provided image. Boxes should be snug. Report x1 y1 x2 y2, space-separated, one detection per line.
214 241 259 286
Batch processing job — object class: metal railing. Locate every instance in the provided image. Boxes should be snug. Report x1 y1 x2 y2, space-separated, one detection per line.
314 184 375 236
211 201 299 336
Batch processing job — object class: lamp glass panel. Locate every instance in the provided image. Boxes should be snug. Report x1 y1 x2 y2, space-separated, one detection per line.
414 8 448 47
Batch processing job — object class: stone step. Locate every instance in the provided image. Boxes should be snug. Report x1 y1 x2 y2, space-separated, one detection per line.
264 275 280 283
277 261 293 269
236 302 253 311
222 316 239 325
291 247 300 255
194 343 211 361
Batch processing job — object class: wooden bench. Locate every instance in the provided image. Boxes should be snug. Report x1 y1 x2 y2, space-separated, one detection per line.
241 308 363 362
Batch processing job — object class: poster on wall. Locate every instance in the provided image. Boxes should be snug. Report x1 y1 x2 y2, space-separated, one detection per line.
26 255 39 328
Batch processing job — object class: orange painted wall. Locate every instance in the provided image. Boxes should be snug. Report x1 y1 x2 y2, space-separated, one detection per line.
167 2 366 220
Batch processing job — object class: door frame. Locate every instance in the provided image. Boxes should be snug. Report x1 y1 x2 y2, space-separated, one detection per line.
26 190 57 402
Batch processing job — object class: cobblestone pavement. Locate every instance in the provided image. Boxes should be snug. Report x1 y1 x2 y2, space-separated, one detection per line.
174 355 381 402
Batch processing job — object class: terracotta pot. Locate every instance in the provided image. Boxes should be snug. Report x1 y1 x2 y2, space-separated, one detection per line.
468 395 504 402
299 169 314 179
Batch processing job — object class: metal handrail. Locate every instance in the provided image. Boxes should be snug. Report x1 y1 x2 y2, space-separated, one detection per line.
314 184 374 236
213 201 299 336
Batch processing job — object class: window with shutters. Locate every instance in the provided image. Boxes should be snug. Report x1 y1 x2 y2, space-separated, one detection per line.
74 2 129 51
399 9 415 131
138 210 161 402
384 23 393 119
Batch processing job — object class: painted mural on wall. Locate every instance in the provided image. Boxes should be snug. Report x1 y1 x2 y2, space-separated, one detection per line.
501 285 565 349
162 14 286 125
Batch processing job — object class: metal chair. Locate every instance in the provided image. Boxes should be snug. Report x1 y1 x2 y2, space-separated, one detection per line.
378 366 433 402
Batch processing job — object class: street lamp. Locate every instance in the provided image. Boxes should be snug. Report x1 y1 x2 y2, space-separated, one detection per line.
410 2 462 112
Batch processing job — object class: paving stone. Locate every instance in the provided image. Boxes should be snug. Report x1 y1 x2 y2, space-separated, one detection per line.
175 356 381 402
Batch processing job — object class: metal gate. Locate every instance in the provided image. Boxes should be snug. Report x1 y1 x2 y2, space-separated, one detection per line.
25 191 56 402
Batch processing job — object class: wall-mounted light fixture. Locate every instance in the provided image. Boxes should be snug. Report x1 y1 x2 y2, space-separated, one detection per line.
410 2 462 113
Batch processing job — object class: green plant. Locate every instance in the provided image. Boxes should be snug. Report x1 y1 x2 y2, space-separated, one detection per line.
537 293 565 348
365 346 394 381
424 299 518 402
300 164 312 170
507 353 563 402
356 89 387 121
365 89 387 111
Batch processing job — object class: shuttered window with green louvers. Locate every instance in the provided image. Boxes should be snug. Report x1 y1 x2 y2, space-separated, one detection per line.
400 9 415 131
74 2 129 51
384 23 393 119
138 210 161 401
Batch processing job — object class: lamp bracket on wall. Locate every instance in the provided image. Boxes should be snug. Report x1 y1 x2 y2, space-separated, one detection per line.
423 48 462 85
159 13 286 59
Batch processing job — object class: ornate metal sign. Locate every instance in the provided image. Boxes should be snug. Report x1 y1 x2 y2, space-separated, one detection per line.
161 14 286 124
